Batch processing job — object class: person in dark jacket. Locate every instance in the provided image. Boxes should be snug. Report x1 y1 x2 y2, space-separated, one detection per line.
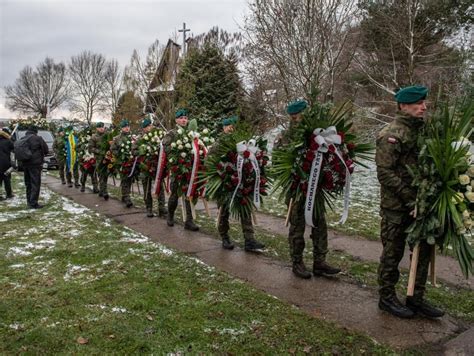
22 126 49 209
0 127 14 200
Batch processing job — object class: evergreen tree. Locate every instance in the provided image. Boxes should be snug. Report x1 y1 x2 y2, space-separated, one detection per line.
113 91 143 129
175 43 243 130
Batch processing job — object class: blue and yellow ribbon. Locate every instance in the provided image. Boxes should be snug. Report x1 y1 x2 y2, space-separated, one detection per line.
66 133 77 172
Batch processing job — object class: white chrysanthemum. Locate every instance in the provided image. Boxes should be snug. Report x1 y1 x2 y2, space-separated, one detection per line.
188 131 194 137
180 152 186 158
185 143 191 149
210 138 215 143
171 142 177 148
176 140 182 145
183 137 189 143
195 132 200 138
178 145 184 150
177 128 183 135
121 143 124 147
199 150 203 155
467 166 474 178
169 158 174 163
203 137 209 142
203 128 209 134
465 191 474 203
459 174 470 185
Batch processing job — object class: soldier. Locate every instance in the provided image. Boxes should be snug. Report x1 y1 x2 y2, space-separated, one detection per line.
88 122 109 200
162 109 199 231
214 116 266 252
65 126 80 188
77 127 98 193
278 100 341 279
53 127 67 184
134 117 167 218
110 119 134 208
376 85 444 319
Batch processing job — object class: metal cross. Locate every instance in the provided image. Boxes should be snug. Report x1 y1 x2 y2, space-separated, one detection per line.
178 22 190 55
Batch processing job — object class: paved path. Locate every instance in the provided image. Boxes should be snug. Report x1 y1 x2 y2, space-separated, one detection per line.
108 177 473 289
43 175 472 351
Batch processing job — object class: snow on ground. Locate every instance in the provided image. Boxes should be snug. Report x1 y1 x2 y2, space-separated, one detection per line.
61 197 89 214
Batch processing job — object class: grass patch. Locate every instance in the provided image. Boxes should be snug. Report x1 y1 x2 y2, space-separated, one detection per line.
0 175 393 354
47 171 474 322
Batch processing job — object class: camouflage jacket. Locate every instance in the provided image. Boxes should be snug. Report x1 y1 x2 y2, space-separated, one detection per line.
53 136 66 162
273 121 300 150
88 131 105 158
376 112 425 212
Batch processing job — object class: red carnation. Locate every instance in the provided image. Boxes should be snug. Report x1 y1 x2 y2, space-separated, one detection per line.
240 198 248 205
181 186 187 192
302 161 311 173
171 166 178 172
328 145 336 153
243 150 251 158
260 177 267 185
178 158 185 164
217 163 224 170
305 150 315 162
262 159 268 166
226 166 234 173
310 141 320 151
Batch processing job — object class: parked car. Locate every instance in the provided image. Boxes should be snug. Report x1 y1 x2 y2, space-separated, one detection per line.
12 129 58 170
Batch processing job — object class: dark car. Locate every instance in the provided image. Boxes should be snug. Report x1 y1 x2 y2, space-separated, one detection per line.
12 129 58 170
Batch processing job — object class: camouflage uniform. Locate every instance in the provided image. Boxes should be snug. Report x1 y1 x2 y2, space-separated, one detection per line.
88 131 108 197
77 131 98 192
376 111 430 301
276 122 330 272
110 131 134 205
132 131 167 217
162 128 197 227
53 135 67 184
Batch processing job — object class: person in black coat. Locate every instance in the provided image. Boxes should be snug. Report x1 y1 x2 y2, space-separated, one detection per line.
0 127 14 200
22 126 49 209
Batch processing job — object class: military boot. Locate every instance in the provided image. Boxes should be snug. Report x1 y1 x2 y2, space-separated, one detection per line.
379 295 414 319
184 220 200 231
146 208 154 218
292 259 312 279
313 261 341 276
123 197 133 208
158 207 168 218
406 297 444 318
167 213 175 227
93 187 99 194
244 238 265 252
221 235 234 250
80 185 86 192
103 193 109 201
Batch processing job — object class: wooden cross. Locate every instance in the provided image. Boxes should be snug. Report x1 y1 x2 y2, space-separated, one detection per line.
178 22 191 55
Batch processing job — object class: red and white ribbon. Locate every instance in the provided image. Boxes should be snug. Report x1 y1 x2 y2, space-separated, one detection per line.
186 137 205 198
304 126 351 227
153 142 167 196
229 140 261 209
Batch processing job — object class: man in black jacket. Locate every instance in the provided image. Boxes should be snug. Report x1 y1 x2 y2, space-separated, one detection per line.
22 126 48 209
0 127 14 200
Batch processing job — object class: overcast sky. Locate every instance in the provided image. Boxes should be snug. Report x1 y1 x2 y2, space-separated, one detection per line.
0 0 249 118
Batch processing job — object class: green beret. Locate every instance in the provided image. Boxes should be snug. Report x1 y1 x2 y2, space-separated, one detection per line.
286 100 308 115
395 86 428 104
175 109 188 118
222 116 238 127
120 119 130 128
141 117 152 128
95 122 105 128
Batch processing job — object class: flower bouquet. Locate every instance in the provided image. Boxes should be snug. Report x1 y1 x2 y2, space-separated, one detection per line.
272 100 373 227
77 129 95 173
406 100 473 277
204 125 270 219
115 134 137 179
97 130 117 176
167 120 213 202
136 128 166 179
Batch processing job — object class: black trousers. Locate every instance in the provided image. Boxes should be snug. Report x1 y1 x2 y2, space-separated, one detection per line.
0 172 12 197
23 166 42 207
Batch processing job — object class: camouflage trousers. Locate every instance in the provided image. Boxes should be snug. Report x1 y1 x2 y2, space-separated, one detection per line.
142 176 166 214
66 164 79 185
98 172 109 195
120 176 133 203
217 204 254 241
288 199 328 264
378 209 431 301
58 160 66 183
167 180 194 223
80 167 98 190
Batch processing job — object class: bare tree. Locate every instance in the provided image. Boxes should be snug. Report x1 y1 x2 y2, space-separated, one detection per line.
68 51 108 124
243 0 360 126
101 59 123 117
4 57 69 117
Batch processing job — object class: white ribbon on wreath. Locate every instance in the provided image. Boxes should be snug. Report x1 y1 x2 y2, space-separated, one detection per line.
304 126 352 227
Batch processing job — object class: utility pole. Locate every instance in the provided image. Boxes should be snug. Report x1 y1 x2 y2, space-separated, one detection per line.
178 22 190 56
